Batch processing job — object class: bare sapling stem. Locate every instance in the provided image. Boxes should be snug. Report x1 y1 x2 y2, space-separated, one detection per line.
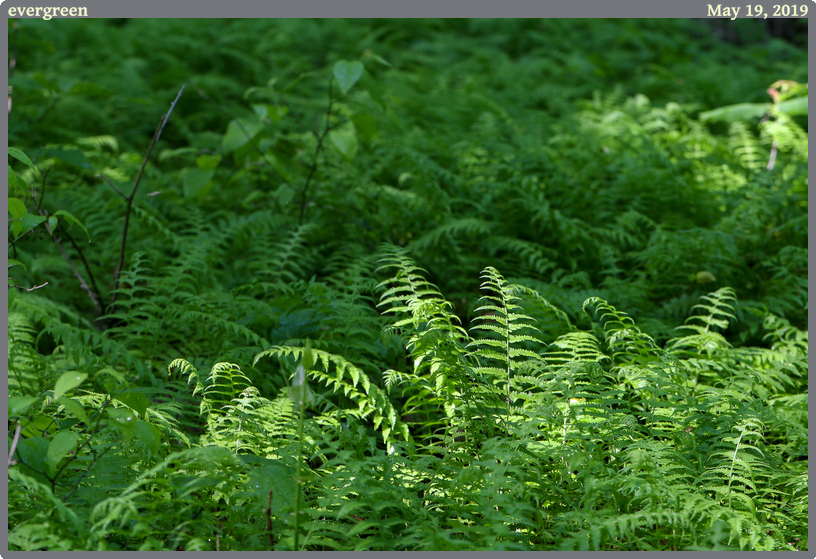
110 85 185 313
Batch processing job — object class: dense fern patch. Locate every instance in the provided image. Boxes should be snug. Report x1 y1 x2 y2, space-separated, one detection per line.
8 18 807 550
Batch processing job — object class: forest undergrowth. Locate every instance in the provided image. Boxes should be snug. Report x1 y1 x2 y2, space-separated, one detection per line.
7 18 808 550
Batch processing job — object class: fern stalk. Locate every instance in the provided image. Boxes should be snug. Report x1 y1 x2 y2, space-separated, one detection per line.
293 396 305 551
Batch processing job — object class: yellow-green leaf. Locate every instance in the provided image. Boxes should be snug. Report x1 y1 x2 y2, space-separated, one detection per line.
53 372 88 401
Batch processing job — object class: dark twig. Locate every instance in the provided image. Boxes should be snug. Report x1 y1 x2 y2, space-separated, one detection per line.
32 146 44 166
61 446 112 503
298 77 334 225
265 489 274 549
7 424 22 466
33 166 52 212
57 221 104 315
52 425 105 493
10 454 52 481
111 85 185 312
96 173 129 200
48 219 102 314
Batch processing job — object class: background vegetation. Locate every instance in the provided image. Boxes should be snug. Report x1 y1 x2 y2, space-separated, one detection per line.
7 18 808 550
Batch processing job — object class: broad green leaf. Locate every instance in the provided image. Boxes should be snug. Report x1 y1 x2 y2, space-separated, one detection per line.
8 147 34 168
183 167 214 199
221 118 264 153
8 396 37 416
15 437 50 483
114 390 150 418
282 71 316 93
249 463 297 516
17 213 47 238
47 216 58 235
777 96 807 116
362 74 387 112
107 408 137 442
8 165 17 191
47 431 78 475
8 197 27 219
365 52 392 67
42 148 91 169
57 396 90 425
251 103 269 119
158 146 198 162
21 415 56 437
266 104 289 123
699 103 768 123
333 60 364 95
352 114 377 143
328 129 358 162
134 420 162 457
53 372 87 401
275 184 295 206
196 154 221 171
54 210 90 240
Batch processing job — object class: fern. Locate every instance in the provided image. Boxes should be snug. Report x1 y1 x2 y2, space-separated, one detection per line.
467 266 544 413
253 346 409 452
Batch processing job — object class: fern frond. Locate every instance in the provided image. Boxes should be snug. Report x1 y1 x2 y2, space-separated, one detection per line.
468 267 544 407
253 345 408 451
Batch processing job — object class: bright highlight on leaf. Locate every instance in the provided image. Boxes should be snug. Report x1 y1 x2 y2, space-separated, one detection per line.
53 372 87 401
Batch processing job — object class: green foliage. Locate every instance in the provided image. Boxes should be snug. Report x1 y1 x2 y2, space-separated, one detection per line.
8 18 806 551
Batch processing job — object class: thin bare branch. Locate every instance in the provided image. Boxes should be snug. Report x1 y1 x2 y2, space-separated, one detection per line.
58 221 104 316
298 77 334 225
767 140 778 171
111 85 185 312
7 424 22 466
52 231 102 314
10 281 49 292
97 173 129 199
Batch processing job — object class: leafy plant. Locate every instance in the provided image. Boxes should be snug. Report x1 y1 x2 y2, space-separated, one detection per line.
8 18 806 551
